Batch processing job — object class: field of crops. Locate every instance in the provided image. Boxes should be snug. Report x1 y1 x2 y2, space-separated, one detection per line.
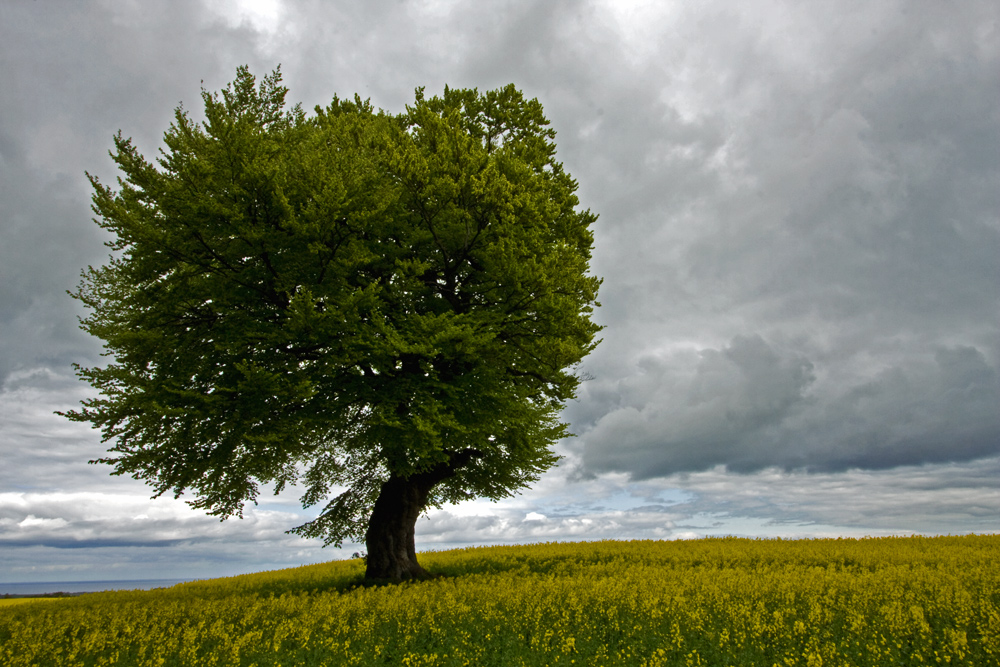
2 535 997 666
0 597 65 608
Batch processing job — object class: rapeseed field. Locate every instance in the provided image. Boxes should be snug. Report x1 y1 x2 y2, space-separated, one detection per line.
1 535 997 666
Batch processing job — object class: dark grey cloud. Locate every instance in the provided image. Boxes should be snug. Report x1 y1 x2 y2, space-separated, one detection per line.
0 370 129 493
0 0 285 385
561 0 1000 478
661 457 1000 535
577 336 999 477
0 0 997 581
580 335 814 476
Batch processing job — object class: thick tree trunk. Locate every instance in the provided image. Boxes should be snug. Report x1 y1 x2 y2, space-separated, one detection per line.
364 449 481 580
363 473 433 580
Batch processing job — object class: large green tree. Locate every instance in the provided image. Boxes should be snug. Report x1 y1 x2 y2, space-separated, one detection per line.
65 67 601 580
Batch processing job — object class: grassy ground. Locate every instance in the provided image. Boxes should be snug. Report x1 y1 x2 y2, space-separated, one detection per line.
1 535 997 666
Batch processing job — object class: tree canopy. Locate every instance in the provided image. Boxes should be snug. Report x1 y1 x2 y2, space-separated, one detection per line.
65 66 601 578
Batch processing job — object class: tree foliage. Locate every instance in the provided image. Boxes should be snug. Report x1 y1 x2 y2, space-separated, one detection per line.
66 66 601 549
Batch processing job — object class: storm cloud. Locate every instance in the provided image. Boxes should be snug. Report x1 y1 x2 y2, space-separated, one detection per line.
0 0 997 583
577 337 999 477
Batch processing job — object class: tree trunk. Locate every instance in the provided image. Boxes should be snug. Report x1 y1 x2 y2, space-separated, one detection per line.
363 473 433 580
364 449 481 580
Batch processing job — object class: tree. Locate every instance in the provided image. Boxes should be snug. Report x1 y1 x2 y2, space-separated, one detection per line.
64 66 602 580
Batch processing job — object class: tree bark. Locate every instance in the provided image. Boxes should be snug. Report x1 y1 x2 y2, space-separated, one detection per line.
364 449 480 580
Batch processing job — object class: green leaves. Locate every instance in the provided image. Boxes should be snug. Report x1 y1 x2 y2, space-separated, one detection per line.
67 67 601 547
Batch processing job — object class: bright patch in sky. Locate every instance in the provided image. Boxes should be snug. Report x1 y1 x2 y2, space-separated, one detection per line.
209 0 285 35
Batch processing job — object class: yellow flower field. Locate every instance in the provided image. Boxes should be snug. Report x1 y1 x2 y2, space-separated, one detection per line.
1 535 997 666
0 598 65 608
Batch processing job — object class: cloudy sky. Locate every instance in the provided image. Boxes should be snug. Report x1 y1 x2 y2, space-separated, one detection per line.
1 0 997 586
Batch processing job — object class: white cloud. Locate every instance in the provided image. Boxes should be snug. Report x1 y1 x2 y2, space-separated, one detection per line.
18 515 69 530
202 0 292 56
414 455 1000 549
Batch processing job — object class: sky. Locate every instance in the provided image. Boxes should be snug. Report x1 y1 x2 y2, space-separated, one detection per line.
1 0 997 586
